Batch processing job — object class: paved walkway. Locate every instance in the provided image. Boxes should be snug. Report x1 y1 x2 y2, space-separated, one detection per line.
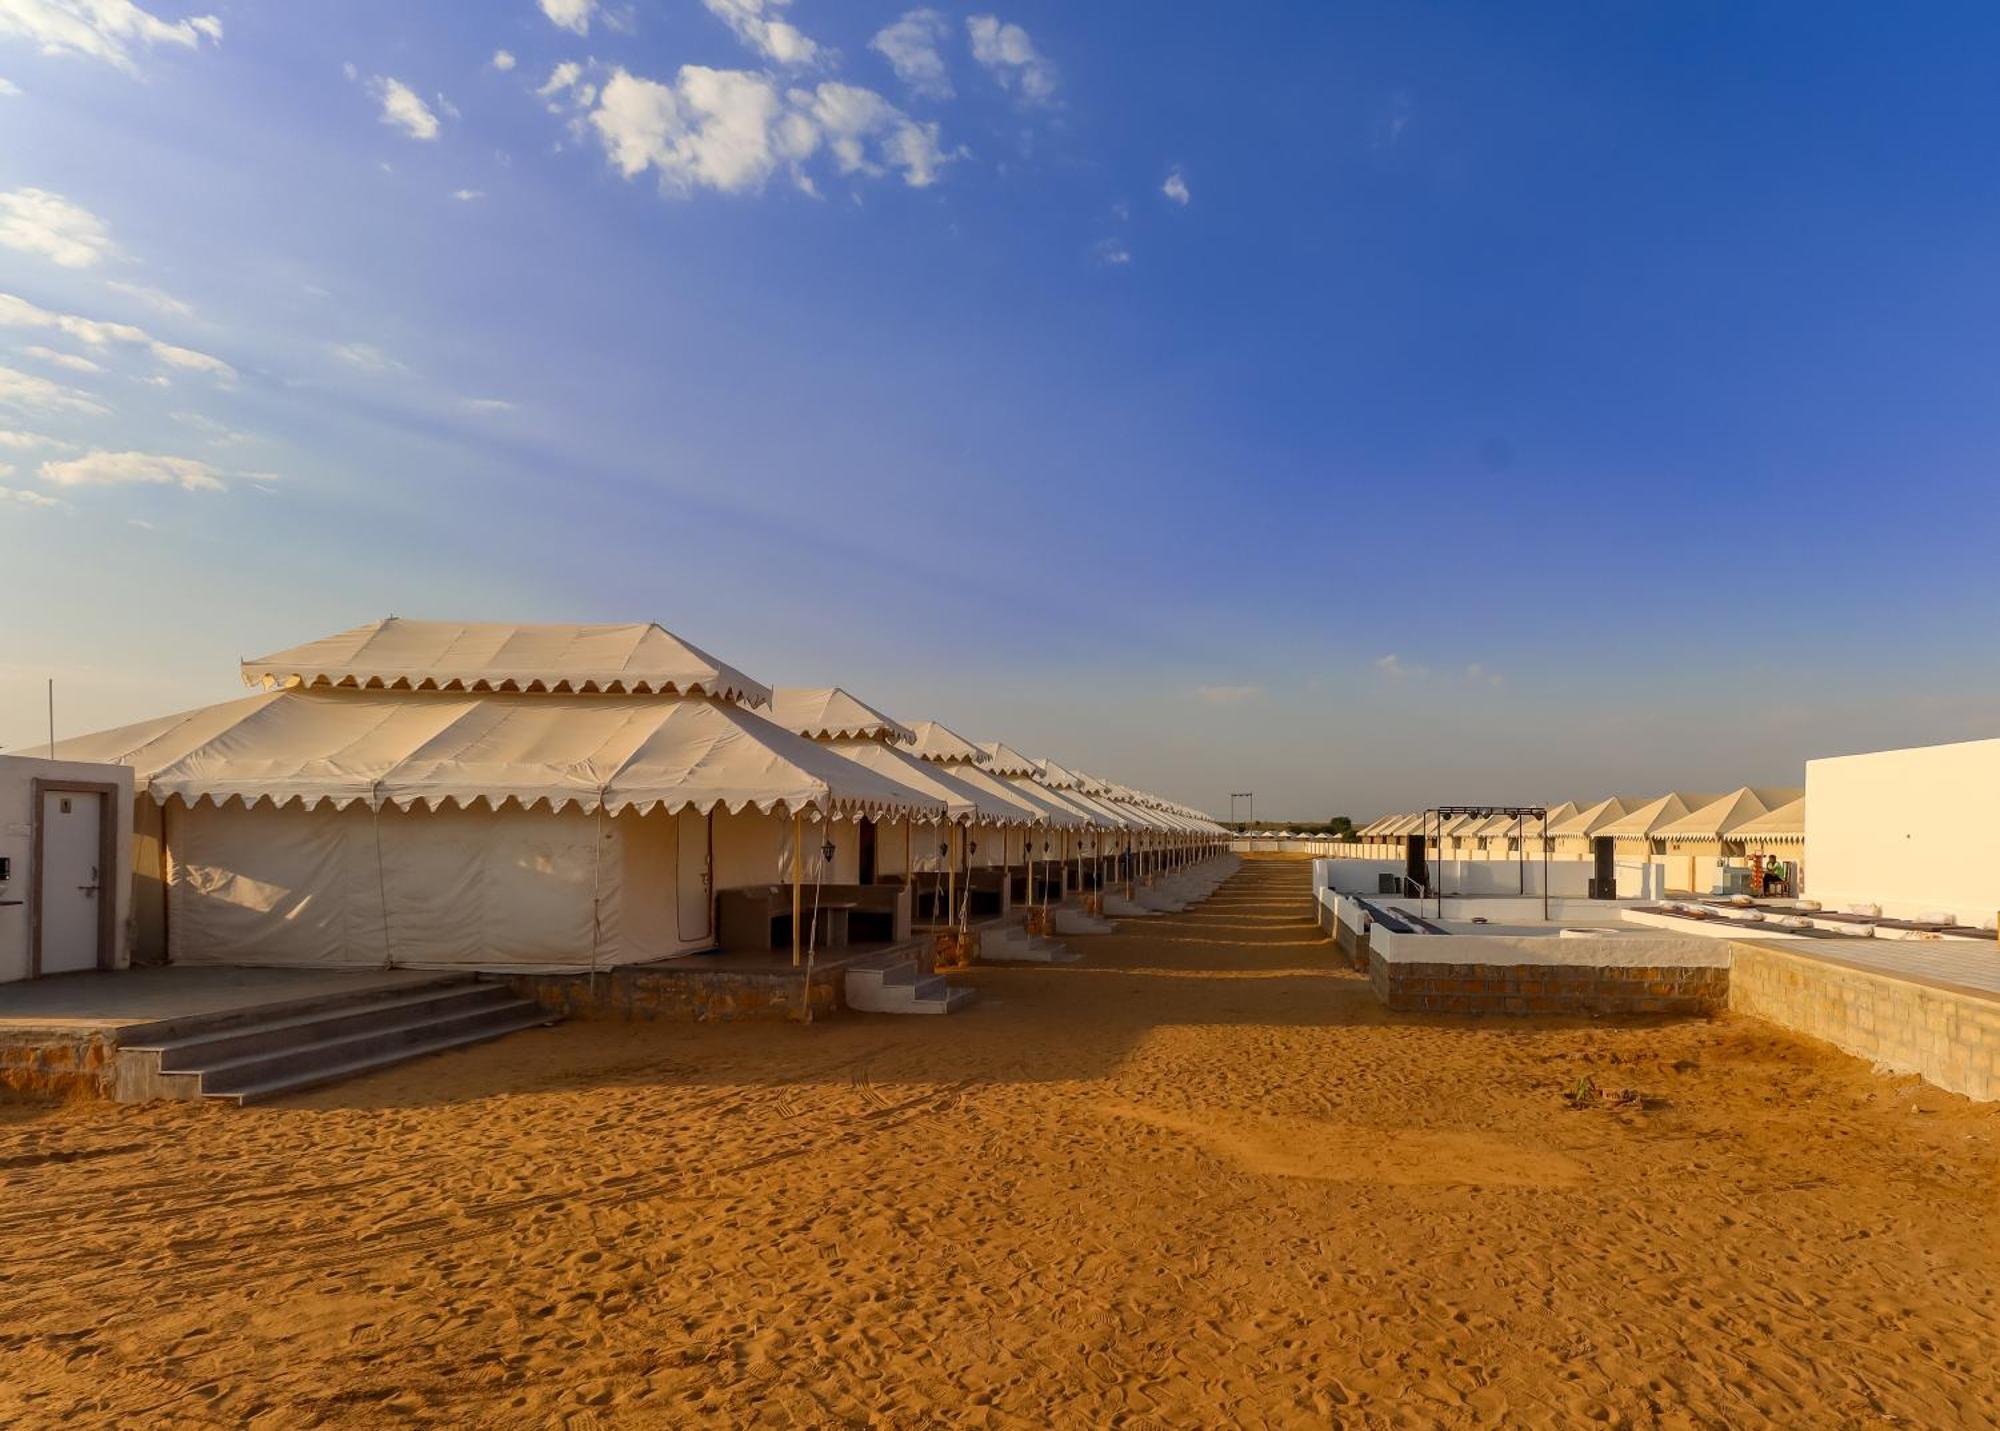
1751 932 2000 1000
0 966 450 1033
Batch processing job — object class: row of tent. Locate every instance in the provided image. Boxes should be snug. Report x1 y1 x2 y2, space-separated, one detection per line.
55 619 1225 971
1345 787 1807 856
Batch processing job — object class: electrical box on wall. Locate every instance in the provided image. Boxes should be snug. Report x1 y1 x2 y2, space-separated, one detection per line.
0 855 10 881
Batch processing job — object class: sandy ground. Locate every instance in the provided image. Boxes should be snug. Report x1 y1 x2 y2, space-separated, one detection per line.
1 856 1996 1429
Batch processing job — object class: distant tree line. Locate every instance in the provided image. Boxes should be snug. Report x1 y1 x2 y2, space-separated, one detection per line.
1221 816 1356 836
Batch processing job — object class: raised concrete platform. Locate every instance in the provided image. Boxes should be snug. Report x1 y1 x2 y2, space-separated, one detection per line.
0 967 547 1102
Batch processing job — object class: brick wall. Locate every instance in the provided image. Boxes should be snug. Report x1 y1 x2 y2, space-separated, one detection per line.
0 1030 116 1098
1728 941 2000 1102
1368 952 1728 1017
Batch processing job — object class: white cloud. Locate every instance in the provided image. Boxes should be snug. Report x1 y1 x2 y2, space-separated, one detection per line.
0 78 19 96
0 364 106 415
20 344 102 374
703 0 819 67
452 188 486 201
871 9 951 100
0 0 220 75
1193 685 1263 705
372 76 441 140
341 59 357 82
589 66 953 195
170 410 252 445
539 0 596 35
0 188 114 269
1162 167 1189 205
1373 654 1427 681
2 484 64 508
40 449 227 493
149 340 233 380
799 82 952 187
329 341 404 373
966 15 1054 103
1463 663 1504 688
0 291 232 380
104 279 193 317
492 49 516 72
0 427 68 449
461 396 515 413
1094 237 1130 266
538 60 586 105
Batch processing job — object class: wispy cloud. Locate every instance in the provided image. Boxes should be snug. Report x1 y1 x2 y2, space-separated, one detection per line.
0 0 220 75
492 50 517 72
372 76 442 140
1094 237 1131 267
461 396 515 414
587 65 954 196
871 9 952 100
1373 653 1425 681
1 483 64 509
20 345 102 374
967 15 1056 104
105 279 193 318
452 188 486 201
703 0 820 67
0 364 108 415
0 188 115 269
0 291 233 382
40 449 232 493
328 341 406 373
1162 167 1190 205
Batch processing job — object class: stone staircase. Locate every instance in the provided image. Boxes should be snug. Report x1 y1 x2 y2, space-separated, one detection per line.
844 951 978 1014
118 980 554 1104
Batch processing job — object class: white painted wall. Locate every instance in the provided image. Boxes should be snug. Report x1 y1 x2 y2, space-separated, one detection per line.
1311 857 1636 900
0 755 135 983
1807 737 2000 926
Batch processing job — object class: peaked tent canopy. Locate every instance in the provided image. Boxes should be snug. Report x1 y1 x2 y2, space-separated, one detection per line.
56 688 946 821
907 720 987 766
241 618 771 704
1596 792 1725 840
1655 787 1804 843
768 687 914 745
1729 796 1807 845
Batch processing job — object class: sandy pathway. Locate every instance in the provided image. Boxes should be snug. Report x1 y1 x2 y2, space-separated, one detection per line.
0 856 1994 1428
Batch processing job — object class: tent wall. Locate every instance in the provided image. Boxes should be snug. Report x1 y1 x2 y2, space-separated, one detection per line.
163 800 705 970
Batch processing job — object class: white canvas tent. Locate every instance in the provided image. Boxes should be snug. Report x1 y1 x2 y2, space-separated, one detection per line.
56 623 944 972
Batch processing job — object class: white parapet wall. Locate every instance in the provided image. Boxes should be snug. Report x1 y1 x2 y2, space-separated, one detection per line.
1807 736 2000 927
1311 856 1670 901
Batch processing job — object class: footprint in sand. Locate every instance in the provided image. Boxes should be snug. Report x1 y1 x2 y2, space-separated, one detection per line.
1096 1104 1583 1189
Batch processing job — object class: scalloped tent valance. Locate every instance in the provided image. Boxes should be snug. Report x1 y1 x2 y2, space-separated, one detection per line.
53 687 945 821
768 687 915 745
241 618 772 706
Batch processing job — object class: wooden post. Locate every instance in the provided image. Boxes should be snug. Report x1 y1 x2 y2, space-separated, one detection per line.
791 812 804 966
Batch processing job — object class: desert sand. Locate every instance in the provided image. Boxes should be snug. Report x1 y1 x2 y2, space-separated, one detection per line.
0 856 1995 1428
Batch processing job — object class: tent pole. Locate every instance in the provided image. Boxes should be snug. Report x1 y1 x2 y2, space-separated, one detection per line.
792 811 804 966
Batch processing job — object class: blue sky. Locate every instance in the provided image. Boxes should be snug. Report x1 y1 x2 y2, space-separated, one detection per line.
3 1 1999 817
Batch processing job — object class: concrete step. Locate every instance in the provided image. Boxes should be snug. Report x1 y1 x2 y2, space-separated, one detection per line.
198 997 552 1096
118 979 556 1104
1052 909 1115 936
1101 895 1154 917
844 957 977 1014
980 927 1079 963
222 1008 553 1105
140 984 520 1071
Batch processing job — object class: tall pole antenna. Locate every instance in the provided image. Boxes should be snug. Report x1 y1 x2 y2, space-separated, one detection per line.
46 678 54 758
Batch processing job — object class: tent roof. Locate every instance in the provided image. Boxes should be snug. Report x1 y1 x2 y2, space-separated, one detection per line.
1033 756 1085 790
1728 795 1807 844
1547 796 1645 838
1654 787 1803 842
937 761 1062 826
977 742 1041 778
906 720 985 765
1596 792 1724 839
54 687 944 820
768 687 913 745
813 737 1024 825
241 619 769 704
